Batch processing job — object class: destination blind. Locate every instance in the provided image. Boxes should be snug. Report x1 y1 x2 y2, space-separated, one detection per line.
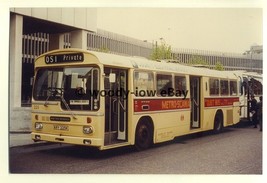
45 53 84 64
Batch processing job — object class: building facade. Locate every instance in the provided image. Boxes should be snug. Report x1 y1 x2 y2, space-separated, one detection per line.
10 8 97 132
9 8 263 132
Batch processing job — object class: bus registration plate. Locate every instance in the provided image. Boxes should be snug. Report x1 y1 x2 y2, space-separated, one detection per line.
54 125 69 131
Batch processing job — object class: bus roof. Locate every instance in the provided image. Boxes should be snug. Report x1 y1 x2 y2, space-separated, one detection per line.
90 50 237 79
36 49 238 80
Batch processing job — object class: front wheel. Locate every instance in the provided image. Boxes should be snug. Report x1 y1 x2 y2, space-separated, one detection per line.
135 121 153 151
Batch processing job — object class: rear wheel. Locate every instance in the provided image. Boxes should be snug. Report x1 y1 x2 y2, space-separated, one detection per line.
135 121 153 150
213 112 223 133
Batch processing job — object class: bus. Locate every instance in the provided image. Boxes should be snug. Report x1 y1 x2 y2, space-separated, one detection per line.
232 71 262 120
31 49 241 150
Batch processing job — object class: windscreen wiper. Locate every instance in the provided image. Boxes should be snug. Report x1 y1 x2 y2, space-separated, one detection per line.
55 89 77 119
44 88 55 107
44 88 77 119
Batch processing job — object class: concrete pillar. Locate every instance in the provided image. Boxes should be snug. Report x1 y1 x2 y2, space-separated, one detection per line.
70 30 87 49
49 33 65 50
9 14 23 108
10 14 32 132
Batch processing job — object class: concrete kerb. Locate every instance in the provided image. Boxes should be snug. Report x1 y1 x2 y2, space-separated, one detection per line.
9 132 47 147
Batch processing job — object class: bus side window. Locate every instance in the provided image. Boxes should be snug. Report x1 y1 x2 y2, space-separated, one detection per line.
156 74 173 96
209 78 219 95
230 80 237 96
220 80 229 96
251 78 262 95
242 77 248 96
134 71 154 96
174 75 186 92
239 80 244 96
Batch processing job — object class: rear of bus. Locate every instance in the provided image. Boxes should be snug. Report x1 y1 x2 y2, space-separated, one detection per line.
31 49 105 149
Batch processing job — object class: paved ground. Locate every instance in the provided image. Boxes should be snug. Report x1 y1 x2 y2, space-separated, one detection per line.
9 122 262 174
10 133 35 147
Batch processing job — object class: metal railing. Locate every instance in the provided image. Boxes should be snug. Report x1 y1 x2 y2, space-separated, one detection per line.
22 33 49 64
87 29 153 58
60 29 262 73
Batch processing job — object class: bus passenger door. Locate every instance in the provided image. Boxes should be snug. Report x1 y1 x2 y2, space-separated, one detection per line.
190 76 200 128
104 67 128 145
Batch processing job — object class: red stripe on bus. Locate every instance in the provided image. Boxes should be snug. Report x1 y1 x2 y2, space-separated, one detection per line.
134 98 190 112
204 97 239 107
134 97 239 112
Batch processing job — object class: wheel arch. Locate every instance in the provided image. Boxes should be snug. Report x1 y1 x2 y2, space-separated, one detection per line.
135 116 154 136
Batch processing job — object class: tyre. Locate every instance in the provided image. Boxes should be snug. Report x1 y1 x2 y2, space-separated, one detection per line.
213 112 223 133
135 121 153 151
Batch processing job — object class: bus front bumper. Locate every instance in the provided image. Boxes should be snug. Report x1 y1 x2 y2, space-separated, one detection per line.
31 132 103 147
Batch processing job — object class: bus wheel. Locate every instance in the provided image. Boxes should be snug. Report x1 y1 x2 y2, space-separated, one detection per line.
135 121 153 151
213 112 223 133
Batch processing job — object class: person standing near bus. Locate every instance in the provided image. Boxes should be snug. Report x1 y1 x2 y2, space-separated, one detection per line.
250 95 258 128
257 96 262 132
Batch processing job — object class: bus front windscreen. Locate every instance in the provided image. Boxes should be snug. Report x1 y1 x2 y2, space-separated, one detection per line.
33 66 100 111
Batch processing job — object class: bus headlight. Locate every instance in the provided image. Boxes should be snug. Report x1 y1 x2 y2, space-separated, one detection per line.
83 126 94 134
35 122 43 130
